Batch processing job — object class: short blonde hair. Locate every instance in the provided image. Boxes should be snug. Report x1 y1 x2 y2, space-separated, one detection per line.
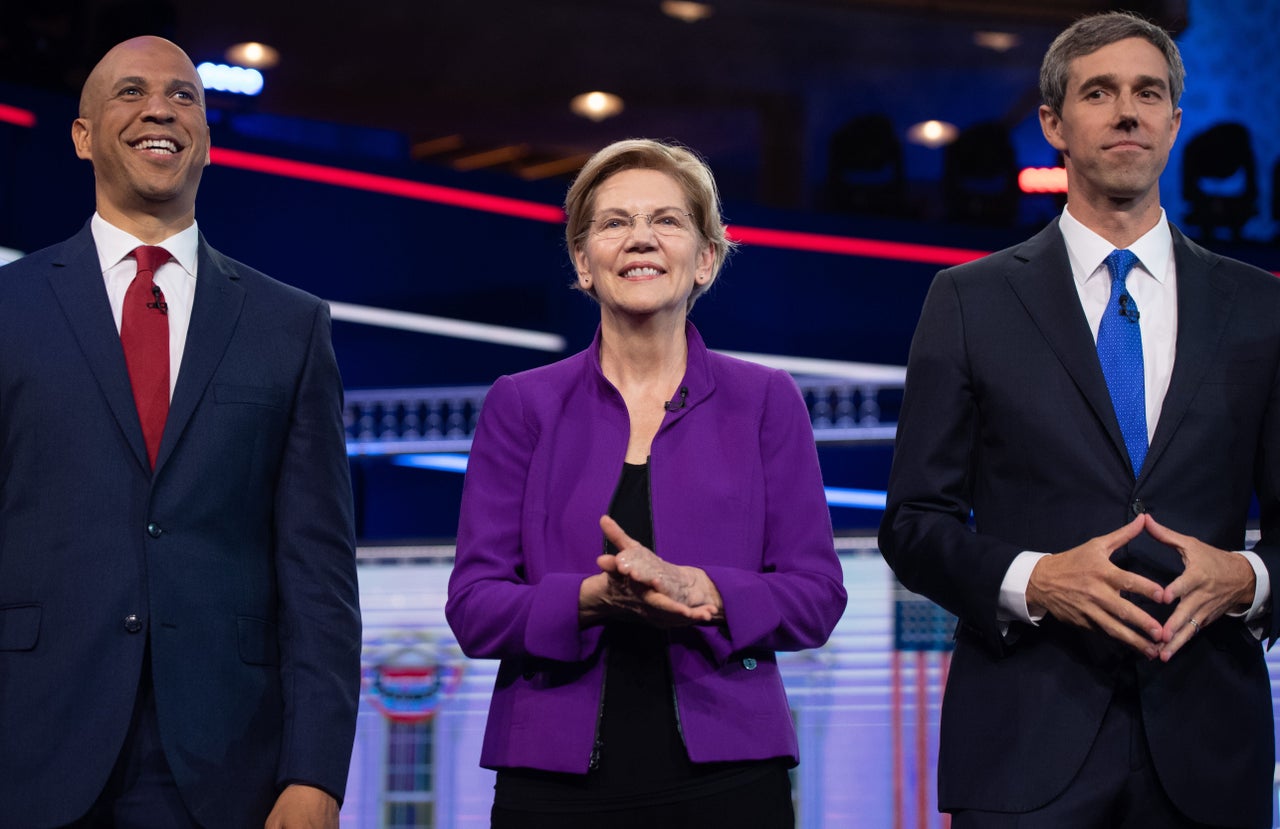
564 138 735 309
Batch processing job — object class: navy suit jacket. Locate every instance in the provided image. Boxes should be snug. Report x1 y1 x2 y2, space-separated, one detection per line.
880 219 1280 828
0 224 361 828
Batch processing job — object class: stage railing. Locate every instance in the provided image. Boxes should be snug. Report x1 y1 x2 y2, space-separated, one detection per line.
344 374 904 456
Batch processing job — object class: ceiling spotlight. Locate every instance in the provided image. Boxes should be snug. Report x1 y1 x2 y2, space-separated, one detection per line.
570 91 624 122
973 31 1020 53
225 41 280 69
906 120 959 149
661 1 714 23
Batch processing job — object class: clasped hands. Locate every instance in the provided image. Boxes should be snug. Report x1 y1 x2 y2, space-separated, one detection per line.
1025 513 1256 662
579 516 724 628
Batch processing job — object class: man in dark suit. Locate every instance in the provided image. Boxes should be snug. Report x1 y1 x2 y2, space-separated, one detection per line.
0 36 361 827
880 12 1278 828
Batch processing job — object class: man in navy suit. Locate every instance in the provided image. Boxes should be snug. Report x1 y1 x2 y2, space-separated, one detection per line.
0 36 361 827
881 12 1278 828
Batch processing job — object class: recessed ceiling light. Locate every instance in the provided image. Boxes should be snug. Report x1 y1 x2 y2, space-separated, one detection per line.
661 1 714 23
974 31 1020 53
570 91 624 122
906 120 959 149
225 41 280 69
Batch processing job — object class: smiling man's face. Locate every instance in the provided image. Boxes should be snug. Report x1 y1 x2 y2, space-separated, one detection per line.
72 36 211 232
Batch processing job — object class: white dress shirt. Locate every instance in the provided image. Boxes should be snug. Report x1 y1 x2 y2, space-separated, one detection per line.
91 213 199 400
998 207 1270 625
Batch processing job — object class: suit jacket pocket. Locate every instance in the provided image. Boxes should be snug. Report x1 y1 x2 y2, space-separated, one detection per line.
0 604 40 651
215 383 289 409
1203 347 1271 386
237 616 281 665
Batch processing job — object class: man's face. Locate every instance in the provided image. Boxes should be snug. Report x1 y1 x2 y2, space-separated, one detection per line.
71 37 211 224
1040 37 1181 208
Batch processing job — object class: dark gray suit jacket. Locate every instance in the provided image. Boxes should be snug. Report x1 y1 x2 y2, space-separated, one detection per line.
880 218 1280 827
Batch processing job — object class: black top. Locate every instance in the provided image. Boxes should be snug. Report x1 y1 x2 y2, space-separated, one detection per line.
495 463 783 812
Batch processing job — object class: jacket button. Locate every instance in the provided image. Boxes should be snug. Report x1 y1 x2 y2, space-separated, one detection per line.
742 657 758 670
123 614 143 633
1130 499 1147 517
146 523 163 538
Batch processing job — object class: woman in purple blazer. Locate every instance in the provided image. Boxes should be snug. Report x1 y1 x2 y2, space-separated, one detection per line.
446 139 847 828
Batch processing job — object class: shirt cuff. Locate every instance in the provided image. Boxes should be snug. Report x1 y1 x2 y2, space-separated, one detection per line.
1227 550 1271 631
999 551 1050 625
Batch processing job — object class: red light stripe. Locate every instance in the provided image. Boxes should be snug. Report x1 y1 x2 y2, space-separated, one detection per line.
201 144 1279 276
916 651 929 829
0 103 36 128
208 147 566 223
208 146 991 265
728 224 989 266
1018 166 1068 194
891 649 904 829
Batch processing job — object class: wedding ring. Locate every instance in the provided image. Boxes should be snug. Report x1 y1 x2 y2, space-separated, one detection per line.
1188 617 1201 634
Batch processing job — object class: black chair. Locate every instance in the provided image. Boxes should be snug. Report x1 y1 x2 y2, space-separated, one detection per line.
942 121 1020 226
1182 122 1258 242
822 114 911 217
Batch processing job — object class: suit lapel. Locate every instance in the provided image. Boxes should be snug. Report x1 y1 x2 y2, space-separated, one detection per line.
1142 229 1233 481
45 224 152 471
155 236 245 471
1005 220 1131 466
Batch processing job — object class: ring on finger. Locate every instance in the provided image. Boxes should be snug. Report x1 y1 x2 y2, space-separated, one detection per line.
1187 617 1201 634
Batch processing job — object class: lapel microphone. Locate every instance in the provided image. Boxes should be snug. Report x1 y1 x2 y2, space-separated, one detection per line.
1118 293 1139 323
663 386 689 412
147 284 169 315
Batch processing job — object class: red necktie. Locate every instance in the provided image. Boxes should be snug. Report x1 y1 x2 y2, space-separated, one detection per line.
121 245 171 468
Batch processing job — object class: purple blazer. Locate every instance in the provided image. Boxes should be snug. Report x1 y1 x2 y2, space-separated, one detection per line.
447 323 847 773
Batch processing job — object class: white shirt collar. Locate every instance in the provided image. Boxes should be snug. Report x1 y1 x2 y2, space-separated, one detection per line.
1059 205 1172 287
89 213 200 278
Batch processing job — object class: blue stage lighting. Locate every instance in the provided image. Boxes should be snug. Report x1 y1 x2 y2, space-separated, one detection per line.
197 62 264 96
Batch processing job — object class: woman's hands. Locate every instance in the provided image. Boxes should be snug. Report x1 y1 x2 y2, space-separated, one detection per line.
579 516 724 628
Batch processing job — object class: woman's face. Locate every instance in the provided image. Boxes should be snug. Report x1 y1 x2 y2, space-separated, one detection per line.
574 168 713 320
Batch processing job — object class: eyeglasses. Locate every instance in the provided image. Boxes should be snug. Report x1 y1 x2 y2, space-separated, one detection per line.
587 211 695 240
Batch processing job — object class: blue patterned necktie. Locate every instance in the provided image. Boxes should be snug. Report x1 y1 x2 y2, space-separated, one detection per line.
1097 249 1146 476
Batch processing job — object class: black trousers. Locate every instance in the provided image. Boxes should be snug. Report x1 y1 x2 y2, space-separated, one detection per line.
491 762 795 829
